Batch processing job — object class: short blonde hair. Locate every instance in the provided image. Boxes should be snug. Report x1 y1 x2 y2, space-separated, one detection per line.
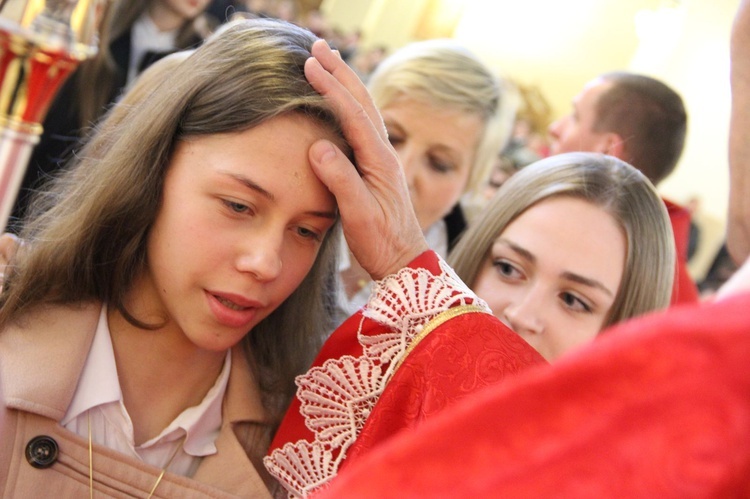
448 152 674 329
367 39 512 194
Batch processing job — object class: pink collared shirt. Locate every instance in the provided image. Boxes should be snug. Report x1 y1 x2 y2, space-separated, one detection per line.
61 305 231 477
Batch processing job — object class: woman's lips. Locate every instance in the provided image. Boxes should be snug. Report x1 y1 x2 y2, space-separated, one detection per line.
206 291 263 328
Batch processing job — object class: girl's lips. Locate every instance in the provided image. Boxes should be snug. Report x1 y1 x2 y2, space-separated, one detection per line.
206 291 262 328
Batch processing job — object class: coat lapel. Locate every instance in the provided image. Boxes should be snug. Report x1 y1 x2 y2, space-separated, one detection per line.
0 302 100 420
192 346 274 497
1 304 274 496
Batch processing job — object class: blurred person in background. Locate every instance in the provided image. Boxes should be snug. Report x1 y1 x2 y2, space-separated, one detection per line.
548 71 698 305
338 39 514 316
11 0 216 230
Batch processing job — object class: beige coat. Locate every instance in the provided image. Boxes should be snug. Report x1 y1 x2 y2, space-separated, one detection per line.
0 302 274 498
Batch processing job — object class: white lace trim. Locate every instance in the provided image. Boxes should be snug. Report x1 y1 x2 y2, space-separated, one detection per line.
264 256 489 497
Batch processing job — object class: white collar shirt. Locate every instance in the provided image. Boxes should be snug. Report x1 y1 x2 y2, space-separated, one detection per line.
129 13 179 84
61 305 231 477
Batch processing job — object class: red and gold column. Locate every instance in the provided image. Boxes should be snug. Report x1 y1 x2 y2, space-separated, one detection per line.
0 0 107 231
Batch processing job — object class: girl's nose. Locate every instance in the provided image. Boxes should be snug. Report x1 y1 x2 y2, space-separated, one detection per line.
236 230 284 282
502 294 544 336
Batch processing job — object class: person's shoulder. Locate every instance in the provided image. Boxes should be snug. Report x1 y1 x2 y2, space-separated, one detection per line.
1 301 101 341
661 197 691 223
589 291 750 378
387 310 545 407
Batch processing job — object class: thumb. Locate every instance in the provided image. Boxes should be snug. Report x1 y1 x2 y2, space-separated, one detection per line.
309 139 366 208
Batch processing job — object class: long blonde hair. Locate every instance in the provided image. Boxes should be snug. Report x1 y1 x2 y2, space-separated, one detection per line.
2 18 349 421
448 152 674 329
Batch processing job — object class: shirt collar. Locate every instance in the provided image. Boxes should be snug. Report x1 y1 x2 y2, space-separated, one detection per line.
424 218 449 258
61 305 232 458
61 305 121 426
141 349 231 457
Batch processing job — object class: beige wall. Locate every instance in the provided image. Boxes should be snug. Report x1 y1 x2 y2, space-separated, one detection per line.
321 0 430 48
634 0 738 276
322 0 739 277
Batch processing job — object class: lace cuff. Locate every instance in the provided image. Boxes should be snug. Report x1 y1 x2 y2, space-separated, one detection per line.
264 251 489 498
360 253 489 365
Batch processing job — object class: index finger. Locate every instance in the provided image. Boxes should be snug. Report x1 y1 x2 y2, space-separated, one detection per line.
304 56 396 178
310 40 389 142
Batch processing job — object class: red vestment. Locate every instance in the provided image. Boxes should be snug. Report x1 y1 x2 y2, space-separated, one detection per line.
265 251 545 497
665 197 700 304
317 291 750 498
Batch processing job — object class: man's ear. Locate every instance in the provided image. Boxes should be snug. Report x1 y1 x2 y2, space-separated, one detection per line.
600 132 626 160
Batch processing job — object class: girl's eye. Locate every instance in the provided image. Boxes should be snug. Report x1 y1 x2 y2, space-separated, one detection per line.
560 292 592 313
429 157 454 174
296 226 323 242
492 259 522 280
387 135 403 147
223 200 250 214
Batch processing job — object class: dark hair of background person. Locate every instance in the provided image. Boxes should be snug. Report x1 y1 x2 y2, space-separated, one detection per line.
594 71 687 185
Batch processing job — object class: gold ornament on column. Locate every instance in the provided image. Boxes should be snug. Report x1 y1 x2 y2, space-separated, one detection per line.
0 0 108 231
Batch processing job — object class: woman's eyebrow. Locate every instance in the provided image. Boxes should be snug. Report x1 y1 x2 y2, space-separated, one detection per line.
561 272 614 297
496 238 535 264
219 170 337 219
221 170 275 201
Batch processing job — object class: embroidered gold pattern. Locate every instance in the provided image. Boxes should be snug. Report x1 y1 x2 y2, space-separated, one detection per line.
391 304 488 375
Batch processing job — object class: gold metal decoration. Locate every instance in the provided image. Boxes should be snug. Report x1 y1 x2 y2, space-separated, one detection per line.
0 0 107 231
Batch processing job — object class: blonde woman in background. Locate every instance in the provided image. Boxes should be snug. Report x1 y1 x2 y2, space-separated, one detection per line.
338 39 515 314
449 152 675 360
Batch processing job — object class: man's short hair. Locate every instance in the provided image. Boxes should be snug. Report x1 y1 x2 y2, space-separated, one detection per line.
593 72 687 185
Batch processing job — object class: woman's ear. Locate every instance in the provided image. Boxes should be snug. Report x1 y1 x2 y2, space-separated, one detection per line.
0 233 20 267
0 232 19 292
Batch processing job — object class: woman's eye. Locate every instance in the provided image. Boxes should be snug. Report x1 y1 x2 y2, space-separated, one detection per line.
296 226 323 241
561 292 592 313
387 135 403 147
223 200 250 214
429 157 454 174
492 259 521 279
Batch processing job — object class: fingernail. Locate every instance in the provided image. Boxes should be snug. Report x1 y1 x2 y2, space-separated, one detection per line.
313 39 331 51
311 140 336 163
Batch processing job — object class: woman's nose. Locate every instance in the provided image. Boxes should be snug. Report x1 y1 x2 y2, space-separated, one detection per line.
235 231 284 282
502 294 544 336
397 146 418 189
548 115 572 140
547 118 562 139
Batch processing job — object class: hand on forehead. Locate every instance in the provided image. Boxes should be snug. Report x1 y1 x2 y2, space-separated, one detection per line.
303 40 428 280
